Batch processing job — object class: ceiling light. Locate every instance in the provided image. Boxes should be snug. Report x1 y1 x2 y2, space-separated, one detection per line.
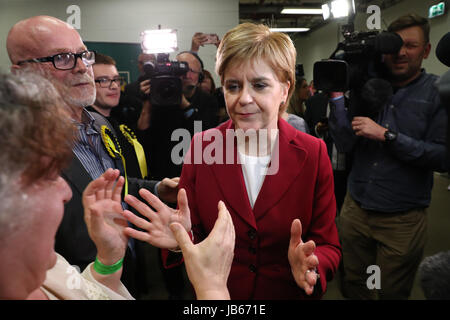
269 28 310 33
281 8 323 15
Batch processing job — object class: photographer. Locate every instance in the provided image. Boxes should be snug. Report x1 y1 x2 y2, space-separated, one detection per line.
113 53 156 129
328 14 448 300
137 51 219 181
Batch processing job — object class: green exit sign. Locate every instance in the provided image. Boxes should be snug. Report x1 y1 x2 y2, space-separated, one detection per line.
429 2 446 18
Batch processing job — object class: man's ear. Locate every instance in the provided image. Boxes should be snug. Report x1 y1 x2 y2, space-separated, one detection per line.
10 64 20 74
423 43 431 59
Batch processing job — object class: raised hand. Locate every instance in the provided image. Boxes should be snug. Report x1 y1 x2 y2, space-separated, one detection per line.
170 201 235 300
288 219 320 295
122 188 191 249
191 32 208 52
82 168 128 265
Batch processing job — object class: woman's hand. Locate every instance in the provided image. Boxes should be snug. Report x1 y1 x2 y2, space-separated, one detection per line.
171 201 235 300
288 219 320 295
122 188 192 249
82 169 128 265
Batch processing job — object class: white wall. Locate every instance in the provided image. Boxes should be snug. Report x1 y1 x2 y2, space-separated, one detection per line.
0 0 239 84
296 0 450 82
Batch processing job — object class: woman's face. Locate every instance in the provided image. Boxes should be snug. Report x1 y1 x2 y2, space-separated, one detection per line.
298 80 310 101
17 173 72 293
223 58 289 132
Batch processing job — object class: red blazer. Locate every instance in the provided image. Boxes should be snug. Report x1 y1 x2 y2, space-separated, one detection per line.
179 118 341 299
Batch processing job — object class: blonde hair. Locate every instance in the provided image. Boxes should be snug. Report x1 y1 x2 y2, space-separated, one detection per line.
215 23 297 109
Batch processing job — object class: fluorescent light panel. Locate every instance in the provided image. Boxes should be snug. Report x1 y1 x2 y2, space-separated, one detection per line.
281 8 323 15
269 28 310 33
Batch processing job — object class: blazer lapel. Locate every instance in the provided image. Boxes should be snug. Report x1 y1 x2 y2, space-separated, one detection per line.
252 119 308 220
210 122 257 229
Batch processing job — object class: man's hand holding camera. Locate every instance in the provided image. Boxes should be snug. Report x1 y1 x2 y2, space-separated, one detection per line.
137 79 152 131
351 117 387 141
329 91 387 141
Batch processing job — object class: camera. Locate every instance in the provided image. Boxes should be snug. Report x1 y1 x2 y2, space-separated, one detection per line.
141 53 189 106
314 22 403 92
139 28 189 106
313 15 403 118
203 33 219 45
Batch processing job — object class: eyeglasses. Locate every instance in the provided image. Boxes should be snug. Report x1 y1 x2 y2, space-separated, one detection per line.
17 50 96 70
94 77 123 88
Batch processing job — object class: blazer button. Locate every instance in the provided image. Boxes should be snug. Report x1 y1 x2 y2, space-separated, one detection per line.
248 246 257 254
249 264 257 273
247 229 257 240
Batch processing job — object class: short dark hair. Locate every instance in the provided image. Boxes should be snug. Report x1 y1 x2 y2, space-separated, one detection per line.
94 52 116 66
388 13 430 44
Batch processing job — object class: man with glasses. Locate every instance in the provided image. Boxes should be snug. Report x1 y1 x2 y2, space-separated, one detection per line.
6 16 180 299
87 52 147 179
328 13 448 299
90 53 123 119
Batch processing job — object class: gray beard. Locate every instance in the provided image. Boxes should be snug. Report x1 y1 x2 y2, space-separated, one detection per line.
65 88 96 108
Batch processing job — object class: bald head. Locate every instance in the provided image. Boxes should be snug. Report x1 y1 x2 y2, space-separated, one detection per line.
6 16 95 120
7 16 81 65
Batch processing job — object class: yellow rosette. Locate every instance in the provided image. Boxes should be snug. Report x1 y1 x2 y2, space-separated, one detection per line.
120 124 148 179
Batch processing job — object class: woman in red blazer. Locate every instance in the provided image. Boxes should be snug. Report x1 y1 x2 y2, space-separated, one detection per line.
178 22 341 299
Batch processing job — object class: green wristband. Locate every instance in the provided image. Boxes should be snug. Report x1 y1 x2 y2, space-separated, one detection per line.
93 257 124 275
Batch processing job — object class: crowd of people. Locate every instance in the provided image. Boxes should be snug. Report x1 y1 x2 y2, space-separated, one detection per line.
0 10 448 301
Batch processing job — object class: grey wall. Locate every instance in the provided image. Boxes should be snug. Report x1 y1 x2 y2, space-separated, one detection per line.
0 0 239 85
295 0 450 82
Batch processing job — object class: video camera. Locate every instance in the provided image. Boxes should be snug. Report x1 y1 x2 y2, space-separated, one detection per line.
139 28 189 106
313 14 403 118
141 53 188 106
314 20 403 92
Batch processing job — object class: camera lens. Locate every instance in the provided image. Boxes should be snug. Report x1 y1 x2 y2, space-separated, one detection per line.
157 79 177 99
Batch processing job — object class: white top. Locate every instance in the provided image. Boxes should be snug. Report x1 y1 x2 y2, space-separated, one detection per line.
239 151 271 208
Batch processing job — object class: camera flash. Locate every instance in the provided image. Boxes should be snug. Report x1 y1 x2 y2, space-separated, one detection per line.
140 29 178 54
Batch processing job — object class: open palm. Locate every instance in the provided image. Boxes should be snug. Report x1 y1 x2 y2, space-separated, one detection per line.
83 169 129 263
123 188 192 249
